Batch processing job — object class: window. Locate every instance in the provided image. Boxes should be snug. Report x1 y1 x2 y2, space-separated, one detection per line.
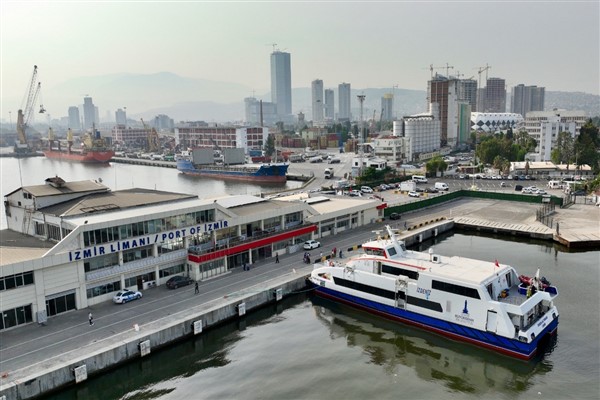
381 265 419 280
0 271 34 291
87 281 121 299
159 264 185 278
35 222 45 236
432 280 480 299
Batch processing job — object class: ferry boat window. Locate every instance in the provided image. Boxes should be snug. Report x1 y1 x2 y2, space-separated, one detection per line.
432 280 481 299
387 247 397 257
486 283 493 298
365 248 385 257
400 243 406 252
505 272 512 287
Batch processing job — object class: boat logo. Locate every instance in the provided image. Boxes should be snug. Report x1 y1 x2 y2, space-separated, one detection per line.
416 287 431 300
462 300 469 314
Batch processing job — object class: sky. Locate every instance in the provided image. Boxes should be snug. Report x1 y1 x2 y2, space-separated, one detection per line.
1 0 599 120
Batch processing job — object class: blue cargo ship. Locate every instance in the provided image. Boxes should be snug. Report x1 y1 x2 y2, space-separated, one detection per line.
176 157 288 183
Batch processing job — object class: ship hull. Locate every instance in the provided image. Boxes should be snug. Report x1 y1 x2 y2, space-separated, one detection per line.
43 150 114 163
177 159 288 183
312 284 558 360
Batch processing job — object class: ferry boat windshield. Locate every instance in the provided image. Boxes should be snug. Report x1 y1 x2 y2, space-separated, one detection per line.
364 248 385 257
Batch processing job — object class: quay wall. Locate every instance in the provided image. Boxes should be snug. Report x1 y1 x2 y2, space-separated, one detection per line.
0 275 308 400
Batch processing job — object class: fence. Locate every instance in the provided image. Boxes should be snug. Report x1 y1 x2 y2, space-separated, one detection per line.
536 202 556 228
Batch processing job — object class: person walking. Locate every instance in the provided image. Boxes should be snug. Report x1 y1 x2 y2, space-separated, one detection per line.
339 249 343 258
195 281 199 294
88 312 94 326
275 253 279 263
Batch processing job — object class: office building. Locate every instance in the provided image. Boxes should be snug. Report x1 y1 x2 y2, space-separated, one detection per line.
115 108 127 127
457 79 477 111
270 51 292 120
244 97 278 126
511 84 545 117
381 93 394 122
311 79 324 123
176 125 269 154
68 106 80 131
427 74 459 147
83 96 96 130
524 110 588 161
479 78 506 113
338 83 351 121
393 104 442 162
324 89 335 121
154 114 174 132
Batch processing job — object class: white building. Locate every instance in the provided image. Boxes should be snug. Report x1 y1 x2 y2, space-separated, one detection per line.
524 110 588 161
471 112 524 132
371 135 405 166
338 83 352 121
351 156 388 177
393 105 442 162
324 89 335 122
1 177 384 330
311 79 324 123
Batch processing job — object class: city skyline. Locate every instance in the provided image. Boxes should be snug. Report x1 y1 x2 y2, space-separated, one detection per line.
2 1 599 121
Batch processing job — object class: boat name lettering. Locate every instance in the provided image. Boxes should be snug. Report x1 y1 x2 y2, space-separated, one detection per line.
536 315 548 328
69 220 229 261
416 287 431 299
454 313 475 325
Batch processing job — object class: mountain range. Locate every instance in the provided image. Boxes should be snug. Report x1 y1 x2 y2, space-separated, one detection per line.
38 72 600 123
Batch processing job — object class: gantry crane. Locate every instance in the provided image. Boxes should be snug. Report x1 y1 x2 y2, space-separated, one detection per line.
16 65 45 152
141 118 160 153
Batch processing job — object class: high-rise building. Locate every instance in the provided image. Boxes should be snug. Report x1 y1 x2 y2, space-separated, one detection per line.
480 78 506 113
115 108 127 126
324 89 335 121
83 96 96 129
68 106 80 131
457 79 477 111
511 84 545 117
270 51 292 120
244 97 278 126
427 74 459 147
338 83 351 121
381 93 394 122
311 79 324 123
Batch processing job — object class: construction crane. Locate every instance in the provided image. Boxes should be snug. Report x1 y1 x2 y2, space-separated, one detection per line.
477 63 491 89
141 118 160 153
16 65 45 152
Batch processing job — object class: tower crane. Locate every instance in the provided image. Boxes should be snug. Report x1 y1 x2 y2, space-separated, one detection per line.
16 65 45 152
141 118 160 153
477 63 491 89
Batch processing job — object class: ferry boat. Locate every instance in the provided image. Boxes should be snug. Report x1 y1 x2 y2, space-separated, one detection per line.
308 226 559 360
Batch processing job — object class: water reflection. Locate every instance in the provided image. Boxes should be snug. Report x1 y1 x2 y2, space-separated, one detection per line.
310 295 555 395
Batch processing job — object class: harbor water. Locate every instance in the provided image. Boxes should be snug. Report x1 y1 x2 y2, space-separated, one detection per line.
43 233 599 400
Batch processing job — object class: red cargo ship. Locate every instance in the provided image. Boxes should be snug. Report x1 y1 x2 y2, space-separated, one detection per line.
43 127 114 163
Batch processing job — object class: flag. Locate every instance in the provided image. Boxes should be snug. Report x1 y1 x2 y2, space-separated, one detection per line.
495 259 500 268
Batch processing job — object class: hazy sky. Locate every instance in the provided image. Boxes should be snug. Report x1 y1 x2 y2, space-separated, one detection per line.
1 0 599 119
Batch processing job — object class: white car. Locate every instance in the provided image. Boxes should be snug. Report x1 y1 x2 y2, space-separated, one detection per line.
361 186 373 194
408 191 420 198
303 240 321 250
112 290 142 304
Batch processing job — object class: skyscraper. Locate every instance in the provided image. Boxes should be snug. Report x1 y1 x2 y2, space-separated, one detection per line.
381 93 394 122
68 106 80 131
338 83 351 121
481 78 506 113
457 79 477 111
511 84 545 117
270 51 292 120
324 89 334 121
311 79 324 123
115 108 127 126
427 74 459 147
83 96 96 129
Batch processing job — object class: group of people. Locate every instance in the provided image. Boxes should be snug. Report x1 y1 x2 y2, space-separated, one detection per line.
303 252 311 264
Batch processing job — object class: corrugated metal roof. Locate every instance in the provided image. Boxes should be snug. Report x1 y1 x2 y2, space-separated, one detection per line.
41 188 197 217
0 230 55 266
216 195 267 209
19 179 109 197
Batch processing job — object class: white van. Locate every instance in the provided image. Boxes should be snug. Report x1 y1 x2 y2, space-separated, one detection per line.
412 175 428 183
547 180 562 189
324 168 333 179
434 182 449 191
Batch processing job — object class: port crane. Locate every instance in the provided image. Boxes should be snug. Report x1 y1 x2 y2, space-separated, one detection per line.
141 118 160 153
16 65 45 152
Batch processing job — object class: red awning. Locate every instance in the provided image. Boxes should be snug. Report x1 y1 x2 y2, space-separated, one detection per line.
376 203 387 210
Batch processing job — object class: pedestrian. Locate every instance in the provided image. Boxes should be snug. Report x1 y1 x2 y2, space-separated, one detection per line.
320 251 323 259
88 312 94 326
339 249 343 258
195 281 199 294
404 221 407 230
242 262 247 271
275 253 279 263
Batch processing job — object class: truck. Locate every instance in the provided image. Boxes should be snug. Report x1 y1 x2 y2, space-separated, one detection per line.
324 168 333 179
399 181 416 192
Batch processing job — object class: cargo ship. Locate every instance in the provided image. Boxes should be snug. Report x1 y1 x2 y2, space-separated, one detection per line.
176 148 288 183
43 128 114 163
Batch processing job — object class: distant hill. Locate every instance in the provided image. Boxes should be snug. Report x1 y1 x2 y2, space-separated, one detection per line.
41 72 598 123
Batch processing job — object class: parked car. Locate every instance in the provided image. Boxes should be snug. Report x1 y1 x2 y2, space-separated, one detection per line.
361 186 374 193
348 190 362 197
514 185 523 191
408 191 420 198
500 181 508 187
425 187 439 193
166 275 194 289
112 290 142 304
303 240 321 250
389 213 401 220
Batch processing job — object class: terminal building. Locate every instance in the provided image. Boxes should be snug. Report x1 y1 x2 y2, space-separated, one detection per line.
0 177 384 331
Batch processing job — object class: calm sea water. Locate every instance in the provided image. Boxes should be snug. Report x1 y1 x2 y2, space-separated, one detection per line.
44 232 600 400
0 156 303 230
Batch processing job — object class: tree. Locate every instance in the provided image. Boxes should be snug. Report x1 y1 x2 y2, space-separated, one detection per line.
264 134 276 157
552 131 575 166
425 156 448 177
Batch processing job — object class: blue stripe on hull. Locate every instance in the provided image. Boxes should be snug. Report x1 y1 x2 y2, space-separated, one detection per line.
314 285 558 360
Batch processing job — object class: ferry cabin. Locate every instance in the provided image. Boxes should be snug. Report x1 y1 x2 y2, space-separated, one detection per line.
311 232 558 358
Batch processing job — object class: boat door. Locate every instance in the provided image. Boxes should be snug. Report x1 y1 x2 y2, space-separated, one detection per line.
486 310 498 332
